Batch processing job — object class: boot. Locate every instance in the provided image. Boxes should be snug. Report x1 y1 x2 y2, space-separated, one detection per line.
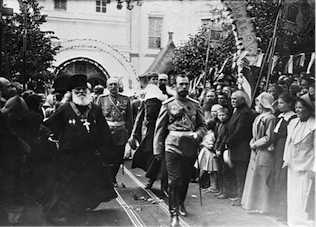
145 179 154 189
161 184 169 198
170 216 179 227
169 186 179 227
179 203 187 216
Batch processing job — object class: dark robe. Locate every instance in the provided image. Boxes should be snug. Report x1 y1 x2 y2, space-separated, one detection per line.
131 98 162 172
42 102 116 219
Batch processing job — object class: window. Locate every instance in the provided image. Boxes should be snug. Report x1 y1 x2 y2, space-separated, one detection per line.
96 0 107 13
148 17 162 49
55 0 67 10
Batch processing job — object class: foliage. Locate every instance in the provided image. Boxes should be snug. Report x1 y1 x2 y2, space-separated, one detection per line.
172 24 235 81
247 0 278 53
1 0 60 92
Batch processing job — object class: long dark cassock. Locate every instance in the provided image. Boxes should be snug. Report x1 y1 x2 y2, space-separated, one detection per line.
42 101 117 219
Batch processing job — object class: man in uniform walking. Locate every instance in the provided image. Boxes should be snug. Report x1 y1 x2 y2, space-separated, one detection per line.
97 77 133 186
154 74 207 227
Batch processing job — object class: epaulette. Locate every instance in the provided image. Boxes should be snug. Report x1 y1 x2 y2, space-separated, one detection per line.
119 93 129 98
162 96 175 105
98 93 109 98
187 96 199 104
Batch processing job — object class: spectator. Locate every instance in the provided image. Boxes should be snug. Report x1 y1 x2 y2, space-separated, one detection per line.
283 93 315 227
300 74 313 91
277 80 290 94
195 129 217 192
20 94 44 201
0 96 30 224
268 84 283 116
203 90 218 121
271 93 297 222
0 77 16 108
222 86 232 99
223 90 255 205
92 84 104 104
214 108 236 199
216 85 223 94
308 77 315 104
42 94 57 119
217 92 233 117
242 92 276 214
289 83 300 101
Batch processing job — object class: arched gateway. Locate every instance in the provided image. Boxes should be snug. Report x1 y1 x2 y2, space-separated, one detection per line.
53 39 138 94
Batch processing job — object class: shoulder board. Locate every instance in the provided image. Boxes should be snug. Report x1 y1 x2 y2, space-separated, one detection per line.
187 96 199 104
98 94 109 98
162 96 175 105
119 93 129 98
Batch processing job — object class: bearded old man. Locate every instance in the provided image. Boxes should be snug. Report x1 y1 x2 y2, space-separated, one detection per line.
42 74 117 225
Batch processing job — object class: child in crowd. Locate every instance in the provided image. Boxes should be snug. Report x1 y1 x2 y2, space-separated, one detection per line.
214 108 232 197
195 129 218 193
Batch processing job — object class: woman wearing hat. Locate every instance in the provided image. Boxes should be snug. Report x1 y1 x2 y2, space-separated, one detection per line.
241 92 276 214
283 93 315 227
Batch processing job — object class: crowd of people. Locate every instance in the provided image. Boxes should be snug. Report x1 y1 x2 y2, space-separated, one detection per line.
0 71 314 227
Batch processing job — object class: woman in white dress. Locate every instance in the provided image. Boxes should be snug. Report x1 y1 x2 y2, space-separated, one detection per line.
283 93 315 227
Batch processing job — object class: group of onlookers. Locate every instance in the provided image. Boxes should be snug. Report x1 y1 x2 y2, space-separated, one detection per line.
194 72 315 227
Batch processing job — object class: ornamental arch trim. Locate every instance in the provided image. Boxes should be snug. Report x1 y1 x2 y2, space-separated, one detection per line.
53 39 138 91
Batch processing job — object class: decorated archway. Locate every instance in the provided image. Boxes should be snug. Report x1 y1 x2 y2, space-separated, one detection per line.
53 39 138 93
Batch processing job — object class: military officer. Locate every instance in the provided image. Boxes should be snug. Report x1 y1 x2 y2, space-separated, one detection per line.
154 74 207 227
97 77 133 186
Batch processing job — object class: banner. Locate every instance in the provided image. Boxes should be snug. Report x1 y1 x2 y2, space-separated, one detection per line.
223 0 258 56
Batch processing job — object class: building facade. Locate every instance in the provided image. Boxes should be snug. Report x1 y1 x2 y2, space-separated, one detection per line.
4 0 225 92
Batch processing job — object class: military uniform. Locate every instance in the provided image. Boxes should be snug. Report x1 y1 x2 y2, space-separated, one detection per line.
154 96 206 220
97 93 132 184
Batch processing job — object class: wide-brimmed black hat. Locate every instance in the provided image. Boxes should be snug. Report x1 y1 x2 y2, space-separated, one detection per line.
68 74 88 91
178 136 198 157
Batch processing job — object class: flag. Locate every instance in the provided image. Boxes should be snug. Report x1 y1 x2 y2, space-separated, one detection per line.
299 53 305 67
270 56 279 74
307 52 315 73
288 55 293 74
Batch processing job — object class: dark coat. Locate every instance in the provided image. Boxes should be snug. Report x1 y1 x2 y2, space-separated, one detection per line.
42 102 117 217
0 112 29 208
225 103 254 162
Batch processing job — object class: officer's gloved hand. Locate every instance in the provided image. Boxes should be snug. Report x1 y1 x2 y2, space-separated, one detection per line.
154 154 163 161
189 132 198 140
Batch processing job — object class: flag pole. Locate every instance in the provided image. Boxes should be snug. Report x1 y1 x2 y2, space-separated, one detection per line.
265 0 283 91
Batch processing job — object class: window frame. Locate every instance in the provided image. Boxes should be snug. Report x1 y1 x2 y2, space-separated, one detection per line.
54 0 67 10
148 17 163 49
96 0 107 13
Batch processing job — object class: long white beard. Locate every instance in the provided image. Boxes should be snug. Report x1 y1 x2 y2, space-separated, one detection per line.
72 90 92 106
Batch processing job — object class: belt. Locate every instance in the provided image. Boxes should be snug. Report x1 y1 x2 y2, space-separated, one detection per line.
107 121 125 127
169 131 193 137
